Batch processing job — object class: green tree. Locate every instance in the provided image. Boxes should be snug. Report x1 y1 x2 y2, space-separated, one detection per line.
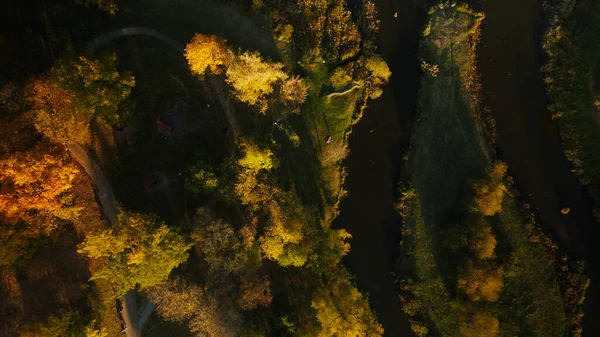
186 164 219 194
18 310 84 337
312 268 384 337
78 210 192 296
50 54 135 124
226 51 288 112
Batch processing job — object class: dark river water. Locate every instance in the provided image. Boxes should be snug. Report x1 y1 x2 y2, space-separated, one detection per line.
337 0 600 336
478 0 600 335
333 0 426 336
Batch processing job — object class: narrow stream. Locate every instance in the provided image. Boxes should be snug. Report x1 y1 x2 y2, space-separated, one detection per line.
478 0 600 334
332 0 426 336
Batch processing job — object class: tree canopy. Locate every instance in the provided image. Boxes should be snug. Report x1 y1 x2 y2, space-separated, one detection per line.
311 268 384 337
185 34 232 76
457 261 504 302
78 210 192 296
226 51 288 112
28 54 134 144
0 144 80 227
149 278 243 337
473 161 508 216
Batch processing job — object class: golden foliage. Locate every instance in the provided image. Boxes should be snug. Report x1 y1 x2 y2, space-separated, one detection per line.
365 56 391 99
457 261 504 302
473 161 508 216
149 278 243 337
472 225 497 259
237 141 275 174
185 34 232 76
459 310 499 337
0 145 79 227
28 78 91 145
330 66 353 91
78 210 192 296
324 2 361 62
259 189 310 267
226 51 288 112
281 75 309 107
312 268 384 337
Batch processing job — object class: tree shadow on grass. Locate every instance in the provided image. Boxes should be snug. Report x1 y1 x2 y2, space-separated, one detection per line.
275 114 327 218
410 56 491 303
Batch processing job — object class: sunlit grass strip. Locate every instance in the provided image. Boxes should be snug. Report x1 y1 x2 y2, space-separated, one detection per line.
397 3 571 336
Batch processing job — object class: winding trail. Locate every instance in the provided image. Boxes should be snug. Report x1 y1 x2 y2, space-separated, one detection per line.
79 25 242 337
85 26 239 142
68 144 151 337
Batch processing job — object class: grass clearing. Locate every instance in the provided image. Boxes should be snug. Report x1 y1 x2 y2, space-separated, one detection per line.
297 60 365 220
397 4 569 336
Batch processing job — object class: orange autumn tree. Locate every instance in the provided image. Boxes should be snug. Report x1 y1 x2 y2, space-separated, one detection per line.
28 78 91 145
28 54 134 145
0 145 80 227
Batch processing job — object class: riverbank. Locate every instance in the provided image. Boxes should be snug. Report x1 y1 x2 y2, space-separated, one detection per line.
478 0 600 334
330 0 427 335
396 4 581 336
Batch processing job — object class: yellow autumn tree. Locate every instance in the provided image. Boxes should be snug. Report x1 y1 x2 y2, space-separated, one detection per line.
473 161 508 216
185 34 232 76
324 1 361 62
226 51 288 112
259 188 312 267
312 268 384 337
0 145 80 227
235 140 277 207
472 225 497 259
78 210 192 296
457 261 504 302
459 310 500 337
365 55 392 99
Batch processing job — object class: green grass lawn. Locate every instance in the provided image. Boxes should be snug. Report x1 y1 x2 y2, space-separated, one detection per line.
398 4 568 336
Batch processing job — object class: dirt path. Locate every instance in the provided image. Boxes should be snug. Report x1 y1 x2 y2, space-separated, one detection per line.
68 144 151 337
67 144 117 224
86 26 239 143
